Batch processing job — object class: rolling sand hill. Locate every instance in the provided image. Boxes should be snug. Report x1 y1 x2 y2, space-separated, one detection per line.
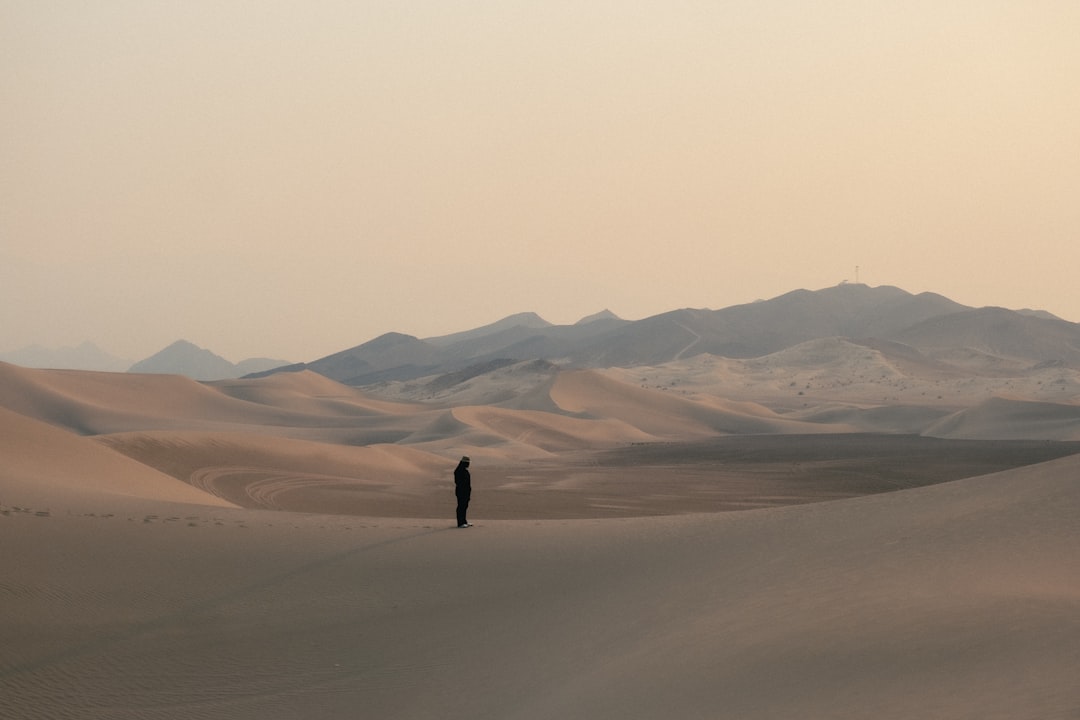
3 358 1080 718
2 359 1078 518
0 362 372 436
0 405 236 511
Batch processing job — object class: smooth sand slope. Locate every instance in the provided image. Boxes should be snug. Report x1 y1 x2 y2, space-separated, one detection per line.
0 405 236 510
2 455 1078 720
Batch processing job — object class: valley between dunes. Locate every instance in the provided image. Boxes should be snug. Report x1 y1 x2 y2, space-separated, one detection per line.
2 357 1079 719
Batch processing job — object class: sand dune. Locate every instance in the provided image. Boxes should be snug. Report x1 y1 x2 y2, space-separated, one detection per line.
95 430 451 516
451 405 656 453
550 368 840 436
791 402 951 433
9 345 1073 460
209 370 423 417
925 396 1080 440
2 455 1077 719
0 363 422 437
0 405 234 510
4 361 1077 519
610 339 1080 418
0 362 315 435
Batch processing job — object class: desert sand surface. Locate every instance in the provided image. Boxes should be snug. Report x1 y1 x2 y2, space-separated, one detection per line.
3 361 1080 718
3 456 1079 720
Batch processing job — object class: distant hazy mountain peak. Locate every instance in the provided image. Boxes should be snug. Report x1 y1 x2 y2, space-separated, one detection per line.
0 340 132 372
576 309 622 325
499 311 552 328
128 340 289 381
358 332 422 350
128 340 236 380
423 312 552 348
162 339 201 352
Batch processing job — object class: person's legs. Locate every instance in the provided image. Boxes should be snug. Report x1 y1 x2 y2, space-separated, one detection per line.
456 494 469 526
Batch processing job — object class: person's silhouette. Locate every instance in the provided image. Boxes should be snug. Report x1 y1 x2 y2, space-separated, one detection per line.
454 456 471 528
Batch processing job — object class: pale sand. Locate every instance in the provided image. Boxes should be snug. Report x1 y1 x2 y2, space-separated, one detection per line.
2 456 1078 719
2 362 1080 718
0 405 236 510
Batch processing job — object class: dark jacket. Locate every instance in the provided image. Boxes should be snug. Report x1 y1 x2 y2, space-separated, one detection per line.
454 461 471 497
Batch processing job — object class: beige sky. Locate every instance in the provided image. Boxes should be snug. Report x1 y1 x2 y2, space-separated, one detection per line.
2 1 1078 362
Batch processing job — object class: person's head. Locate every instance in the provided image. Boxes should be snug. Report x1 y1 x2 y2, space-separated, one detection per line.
460 455 470 466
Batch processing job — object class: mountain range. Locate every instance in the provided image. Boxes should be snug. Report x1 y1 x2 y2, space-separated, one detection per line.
7 284 1079 386
0 339 290 380
255 283 1080 387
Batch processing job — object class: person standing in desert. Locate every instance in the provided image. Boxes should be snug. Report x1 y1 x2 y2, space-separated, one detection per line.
454 456 472 528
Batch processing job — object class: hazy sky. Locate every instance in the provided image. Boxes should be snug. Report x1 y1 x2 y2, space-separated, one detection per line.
3 1 1078 362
